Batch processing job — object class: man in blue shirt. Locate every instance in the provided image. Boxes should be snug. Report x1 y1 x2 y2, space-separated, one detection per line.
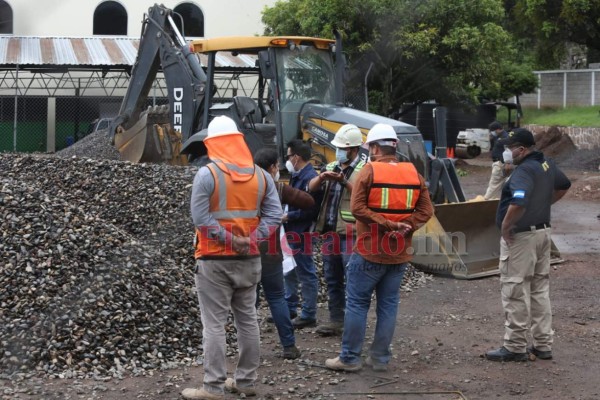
486 128 571 362
283 139 323 328
484 121 511 200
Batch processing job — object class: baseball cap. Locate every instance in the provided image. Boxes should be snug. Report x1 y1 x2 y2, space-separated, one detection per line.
504 128 535 147
488 121 503 131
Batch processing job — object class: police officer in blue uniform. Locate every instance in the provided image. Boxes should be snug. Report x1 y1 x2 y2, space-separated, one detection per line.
486 128 571 362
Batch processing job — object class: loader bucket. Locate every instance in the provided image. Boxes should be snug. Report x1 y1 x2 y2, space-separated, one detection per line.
412 199 501 279
114 106 187 165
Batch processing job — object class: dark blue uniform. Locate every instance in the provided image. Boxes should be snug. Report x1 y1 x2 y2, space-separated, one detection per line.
496 151 571 230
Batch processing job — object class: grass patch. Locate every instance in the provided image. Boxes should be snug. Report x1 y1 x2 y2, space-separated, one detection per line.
456 168 468 177
521 106 600 127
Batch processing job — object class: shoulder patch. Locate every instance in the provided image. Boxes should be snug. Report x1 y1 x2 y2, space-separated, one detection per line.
513 190 525 199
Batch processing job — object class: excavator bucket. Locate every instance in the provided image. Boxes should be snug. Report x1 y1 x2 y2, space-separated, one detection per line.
412 199 501 279
114 105 187 165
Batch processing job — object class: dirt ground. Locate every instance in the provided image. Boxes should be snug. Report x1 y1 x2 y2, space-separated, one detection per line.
2 157 599 400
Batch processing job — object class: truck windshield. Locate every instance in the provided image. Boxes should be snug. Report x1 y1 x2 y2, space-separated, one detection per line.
275 46 336 108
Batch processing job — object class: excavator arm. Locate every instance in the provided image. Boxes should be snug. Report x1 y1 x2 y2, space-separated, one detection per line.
111 4 207 164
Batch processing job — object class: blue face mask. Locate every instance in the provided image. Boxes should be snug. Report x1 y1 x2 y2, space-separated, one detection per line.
336 148 349 164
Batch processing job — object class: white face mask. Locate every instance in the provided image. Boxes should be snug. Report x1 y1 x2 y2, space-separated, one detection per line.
336 148 349 164
285 159 296 174
274 170 280 182
502 147 513 163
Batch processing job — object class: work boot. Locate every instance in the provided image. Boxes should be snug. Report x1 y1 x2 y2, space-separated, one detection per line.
325 356 362 372
485 346 528 362
528 346 553 360
292 316 316 329
365 356 388 372
315 321 344 336
283 345 301 360
181 387 224 400
225 378 256 397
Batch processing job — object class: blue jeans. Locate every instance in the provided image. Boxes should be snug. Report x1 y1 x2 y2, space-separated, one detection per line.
284 235 318 320
260 260 295 348
322 234 352 322
339 253 407 365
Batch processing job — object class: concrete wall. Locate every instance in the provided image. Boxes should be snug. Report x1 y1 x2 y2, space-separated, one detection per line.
525 124 600 150
5 0 275 38
520 70 600 108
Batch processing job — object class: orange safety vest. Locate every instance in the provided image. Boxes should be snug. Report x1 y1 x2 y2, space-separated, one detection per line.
367 161 421 221
195 134 267 259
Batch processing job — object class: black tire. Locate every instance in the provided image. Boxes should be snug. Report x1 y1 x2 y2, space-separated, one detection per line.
467 145 481 158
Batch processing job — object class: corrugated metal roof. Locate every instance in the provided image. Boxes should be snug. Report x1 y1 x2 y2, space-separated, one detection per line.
0 36 258 69
0 36 140 66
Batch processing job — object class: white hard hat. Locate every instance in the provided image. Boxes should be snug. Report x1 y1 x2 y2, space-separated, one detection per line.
365 123 398 145
206 116 240 138
330 124 363 148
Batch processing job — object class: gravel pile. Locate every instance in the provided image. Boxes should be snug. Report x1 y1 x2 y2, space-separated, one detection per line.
0 154 201 379
55 130 120 161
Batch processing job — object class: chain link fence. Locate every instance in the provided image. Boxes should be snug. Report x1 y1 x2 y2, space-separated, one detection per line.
345 85 367 112
0 95 169 153
0 97 47 153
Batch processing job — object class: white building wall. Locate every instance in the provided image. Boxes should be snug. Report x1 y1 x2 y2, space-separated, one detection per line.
6 0 275 38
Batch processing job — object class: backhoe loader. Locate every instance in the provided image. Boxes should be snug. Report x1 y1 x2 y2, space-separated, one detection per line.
111 3 504 279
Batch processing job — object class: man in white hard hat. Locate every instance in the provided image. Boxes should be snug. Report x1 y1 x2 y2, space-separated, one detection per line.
325 123 433 373
184 116 282 399
308 124 365 336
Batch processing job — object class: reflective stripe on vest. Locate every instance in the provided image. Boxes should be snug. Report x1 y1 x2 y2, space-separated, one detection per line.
367 162 420 220
194 164 266 258
211 158 257 175
209 163 264 219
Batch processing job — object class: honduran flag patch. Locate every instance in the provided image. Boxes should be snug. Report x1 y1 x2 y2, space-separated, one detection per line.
513 190 525 199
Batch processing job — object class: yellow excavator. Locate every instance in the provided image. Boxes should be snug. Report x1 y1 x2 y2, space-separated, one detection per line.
111 4 503 279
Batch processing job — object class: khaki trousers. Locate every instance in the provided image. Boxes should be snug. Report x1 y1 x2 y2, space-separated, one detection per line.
484 161 506 200
499 228 553 353
195 258 261 395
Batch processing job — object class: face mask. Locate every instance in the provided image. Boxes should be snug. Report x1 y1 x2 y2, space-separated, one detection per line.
491 130 498 137
336 148 349 163
274 170 280 182
502 148 513 163
285 159 296 174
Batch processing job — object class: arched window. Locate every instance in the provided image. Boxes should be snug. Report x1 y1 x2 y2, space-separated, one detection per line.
173 3 204 37
93 1 127 35
0 0 13 34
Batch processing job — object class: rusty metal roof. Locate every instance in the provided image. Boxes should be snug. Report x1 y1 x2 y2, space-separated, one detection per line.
0 36 141 67
0 36 258 69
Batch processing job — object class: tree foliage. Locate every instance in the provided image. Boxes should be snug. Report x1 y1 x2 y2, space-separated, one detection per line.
508 0 600 68
262 0 537 114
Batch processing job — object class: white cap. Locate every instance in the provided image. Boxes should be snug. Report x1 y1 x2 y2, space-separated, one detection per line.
365 123 398 145
206 116 240 138
330 124 363 148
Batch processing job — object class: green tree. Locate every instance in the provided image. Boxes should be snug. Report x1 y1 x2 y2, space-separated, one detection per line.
262 0 537 114
509 0 600 68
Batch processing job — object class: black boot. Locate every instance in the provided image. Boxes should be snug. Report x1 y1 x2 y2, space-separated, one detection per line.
485 346 528 362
